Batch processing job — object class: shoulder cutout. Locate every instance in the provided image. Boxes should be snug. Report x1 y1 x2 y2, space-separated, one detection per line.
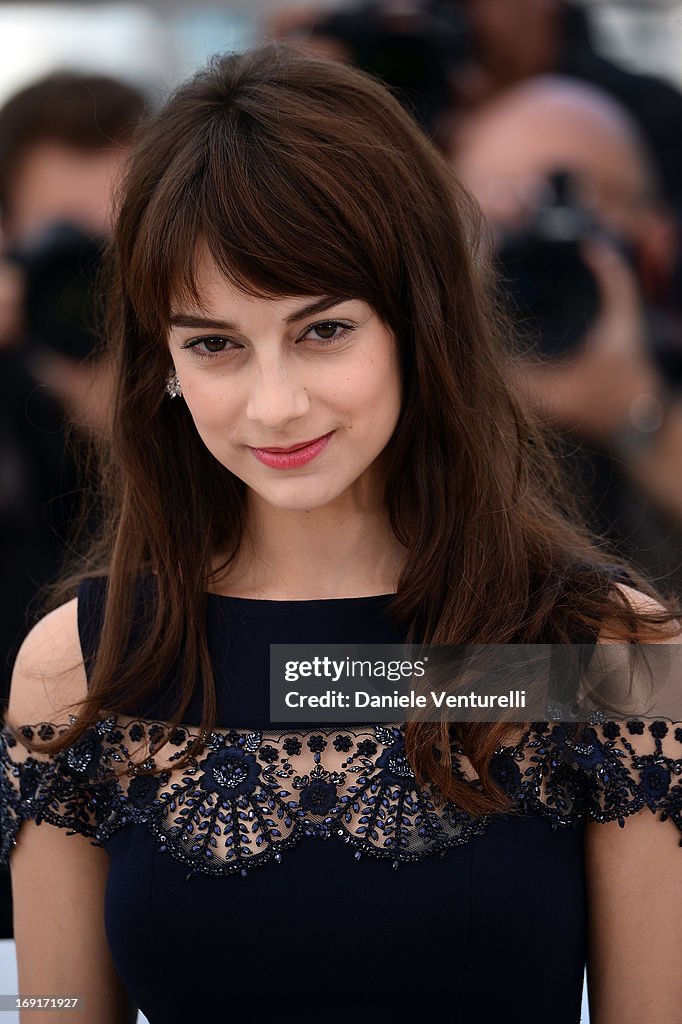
6 599 88 730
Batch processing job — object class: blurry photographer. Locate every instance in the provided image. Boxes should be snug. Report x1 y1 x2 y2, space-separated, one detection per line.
0 70 144 936
453 0 682 213
455 75 682 592
0 72 145 420
0 69 145 653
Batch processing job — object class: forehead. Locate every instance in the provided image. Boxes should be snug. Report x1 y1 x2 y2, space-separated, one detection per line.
6 140 128 242
463 112 643 186
170 244 262 318
456 97 652 227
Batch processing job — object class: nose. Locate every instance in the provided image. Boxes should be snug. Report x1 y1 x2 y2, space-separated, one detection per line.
245 357 310 430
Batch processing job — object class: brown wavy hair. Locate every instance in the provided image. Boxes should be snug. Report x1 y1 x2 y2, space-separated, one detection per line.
15 43 680 816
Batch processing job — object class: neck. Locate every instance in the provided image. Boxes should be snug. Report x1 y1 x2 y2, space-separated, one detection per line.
211 488 407 601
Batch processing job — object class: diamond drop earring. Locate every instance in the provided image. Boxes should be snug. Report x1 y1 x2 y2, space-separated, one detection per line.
166 372 183 399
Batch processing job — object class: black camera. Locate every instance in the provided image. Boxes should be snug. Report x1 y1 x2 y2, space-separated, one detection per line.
495 172 682 385
8 221 106 362
493 170 609 359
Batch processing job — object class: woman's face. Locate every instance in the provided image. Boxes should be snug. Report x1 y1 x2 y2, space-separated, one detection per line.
168 248 402 513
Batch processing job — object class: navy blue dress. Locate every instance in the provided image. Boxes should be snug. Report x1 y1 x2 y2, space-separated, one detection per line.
2 578 680 1023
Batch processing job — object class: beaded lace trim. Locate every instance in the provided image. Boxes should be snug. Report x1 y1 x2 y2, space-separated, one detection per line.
1 714 681 878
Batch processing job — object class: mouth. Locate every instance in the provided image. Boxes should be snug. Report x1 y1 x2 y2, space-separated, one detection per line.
248 430 335 469
251 432 333 453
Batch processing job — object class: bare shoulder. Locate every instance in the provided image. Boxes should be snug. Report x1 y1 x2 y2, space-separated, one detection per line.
584 582 682 1017
612 581 671 615
598 581 681 643
6 597 88 729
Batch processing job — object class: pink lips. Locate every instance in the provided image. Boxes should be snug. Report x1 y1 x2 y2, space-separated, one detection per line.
249 431 334 469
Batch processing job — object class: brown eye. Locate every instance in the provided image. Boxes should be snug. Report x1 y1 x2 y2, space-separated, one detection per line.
312 322 338 340
181 335 238 359
300 321 355 347
202 337 228 352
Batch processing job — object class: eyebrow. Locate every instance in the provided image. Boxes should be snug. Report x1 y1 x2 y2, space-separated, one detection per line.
168 295 352 331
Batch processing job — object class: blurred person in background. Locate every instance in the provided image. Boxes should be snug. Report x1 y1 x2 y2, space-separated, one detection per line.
453 0 682 214
0 72 145 936
269 0 682 218
454 74 682 596
0 71 145 403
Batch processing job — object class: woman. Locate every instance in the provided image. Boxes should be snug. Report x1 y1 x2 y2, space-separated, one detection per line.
1 44 680 1024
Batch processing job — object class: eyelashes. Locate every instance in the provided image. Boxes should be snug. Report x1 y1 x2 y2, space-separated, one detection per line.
306 321 355 345
182 336 231 357
180 320 356 360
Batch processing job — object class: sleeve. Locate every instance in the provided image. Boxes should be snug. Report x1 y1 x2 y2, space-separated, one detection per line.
567 716 682 843
0 717 117 870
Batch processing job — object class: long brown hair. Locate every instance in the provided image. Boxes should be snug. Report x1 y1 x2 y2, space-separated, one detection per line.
14 43 679 815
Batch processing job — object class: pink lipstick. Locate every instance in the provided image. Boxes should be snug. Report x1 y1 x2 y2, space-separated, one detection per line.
249 431 334 469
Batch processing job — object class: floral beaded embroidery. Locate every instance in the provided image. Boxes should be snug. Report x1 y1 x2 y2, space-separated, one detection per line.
1 714 681 879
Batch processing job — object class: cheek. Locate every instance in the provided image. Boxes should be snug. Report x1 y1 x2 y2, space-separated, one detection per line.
181 378 239 439
353 345 402 419
332 346 401 432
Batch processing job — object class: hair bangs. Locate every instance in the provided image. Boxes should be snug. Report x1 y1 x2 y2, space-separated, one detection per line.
127 99 406 341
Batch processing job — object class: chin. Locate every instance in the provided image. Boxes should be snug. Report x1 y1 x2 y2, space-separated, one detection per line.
250 479 349 512
260 492 338 512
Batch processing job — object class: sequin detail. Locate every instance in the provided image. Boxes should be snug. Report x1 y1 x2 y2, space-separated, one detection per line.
1 715 680 878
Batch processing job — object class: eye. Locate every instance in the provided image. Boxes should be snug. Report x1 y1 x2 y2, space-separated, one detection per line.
301 320 355 346
181 336 236 358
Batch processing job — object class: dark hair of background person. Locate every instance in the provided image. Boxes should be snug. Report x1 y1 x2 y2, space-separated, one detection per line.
0 71 146 220
12 44 678 819
306 0 471 144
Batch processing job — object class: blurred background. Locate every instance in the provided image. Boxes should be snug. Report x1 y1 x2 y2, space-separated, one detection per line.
1 9 681 1017
1 0 681 108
